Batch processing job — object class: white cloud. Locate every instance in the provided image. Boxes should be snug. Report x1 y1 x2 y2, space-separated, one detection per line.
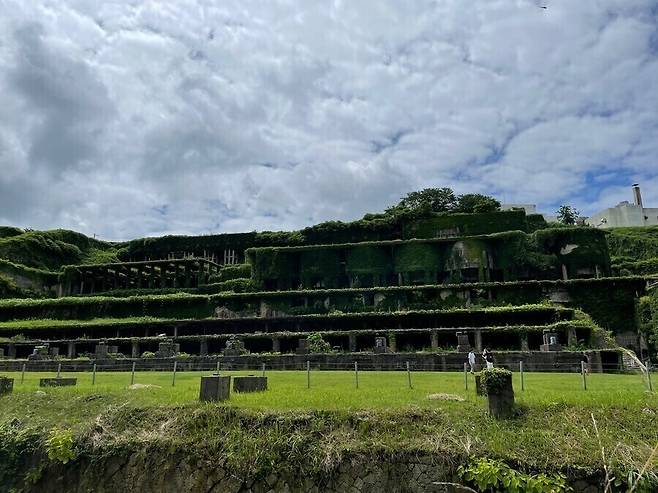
0 0 657 239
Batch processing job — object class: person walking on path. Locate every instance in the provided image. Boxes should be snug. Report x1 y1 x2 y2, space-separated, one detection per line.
467 349 476 373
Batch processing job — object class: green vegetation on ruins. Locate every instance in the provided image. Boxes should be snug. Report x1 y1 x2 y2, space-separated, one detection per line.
0 188 657 491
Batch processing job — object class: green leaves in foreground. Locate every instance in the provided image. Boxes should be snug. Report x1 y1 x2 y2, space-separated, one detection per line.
45 428 76 464
458 457 571 493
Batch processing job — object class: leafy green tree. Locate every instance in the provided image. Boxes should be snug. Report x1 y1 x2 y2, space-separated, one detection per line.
454 193 501 213
556 205 579 225
307 332 331 353
385 188 457 216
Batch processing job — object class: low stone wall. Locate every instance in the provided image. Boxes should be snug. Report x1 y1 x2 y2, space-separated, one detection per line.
19 450 602 493
0 350 620 373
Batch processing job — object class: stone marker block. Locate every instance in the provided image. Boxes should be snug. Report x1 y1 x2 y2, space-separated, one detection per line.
486 373 515 419
456 331 470 352
540 330 562 352
156 341 180 358
296 338 309 355
223 338 246 357
0 376 14 396
373 337 387 354
95 343 109 359
233 376 268 393
200 375 231 402
0 348 5 359
49 347 60 357
40 377 78 387
28 345 50 361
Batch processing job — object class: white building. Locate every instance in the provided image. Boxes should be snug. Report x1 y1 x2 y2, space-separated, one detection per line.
500 204 557 223
587 184 658 228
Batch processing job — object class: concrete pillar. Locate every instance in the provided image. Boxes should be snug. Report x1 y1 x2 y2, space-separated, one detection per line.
131 340 140 358
588 351 603 373
184 264 192 288
521 334 530 352
7 343 16 359
67 341 76 359
348 334 357 353
430 330 439 349
561 264 568 281
567 326 577 347
200 338 208 357
474 329 483 352
389 335 397 353
173 326 178 338
272 337 281 353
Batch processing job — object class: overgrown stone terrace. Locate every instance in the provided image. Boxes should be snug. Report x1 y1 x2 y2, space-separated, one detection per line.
0 206 656 366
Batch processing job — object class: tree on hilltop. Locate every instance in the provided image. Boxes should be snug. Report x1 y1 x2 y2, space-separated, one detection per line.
384 188 500 217
454 193 501 213
556 205 579 225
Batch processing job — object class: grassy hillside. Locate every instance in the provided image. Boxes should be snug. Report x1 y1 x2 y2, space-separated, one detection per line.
0 229 119 270
0 371 656 491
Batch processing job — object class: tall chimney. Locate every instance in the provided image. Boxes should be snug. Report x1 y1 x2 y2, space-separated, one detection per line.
632 183 643 208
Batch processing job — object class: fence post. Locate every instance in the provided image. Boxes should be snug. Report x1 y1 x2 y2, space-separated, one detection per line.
56 363 61 379
262 362 266 377
131 361 136 386
581 361 587 391
406 361 412 389
520 361 524 391
355 361 359 389
647 360 653 392
172 360 178 387
216 361 220 374
306 360 310 389
21 363 26 384
92 363 97 386
464 362 468 391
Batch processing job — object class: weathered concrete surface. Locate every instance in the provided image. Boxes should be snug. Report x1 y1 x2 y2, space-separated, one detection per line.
0 376 13 395
233 376 267 393
39 377 77 387
20 451 603 493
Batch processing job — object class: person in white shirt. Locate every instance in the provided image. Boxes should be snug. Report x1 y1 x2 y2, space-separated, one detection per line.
467 350 476 373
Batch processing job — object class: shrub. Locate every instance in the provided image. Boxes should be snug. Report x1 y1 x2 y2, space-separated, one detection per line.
481 368 513 395
307 332 331 353
45 428 76 465
141 351 155 359
458 457 571 493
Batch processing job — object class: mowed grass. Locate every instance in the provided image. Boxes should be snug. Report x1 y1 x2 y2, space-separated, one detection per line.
1 370 654 411
1 370 656 475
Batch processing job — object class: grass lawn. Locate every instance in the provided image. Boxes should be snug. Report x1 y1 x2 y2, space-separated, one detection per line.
0 370 654 411
1 370 656 481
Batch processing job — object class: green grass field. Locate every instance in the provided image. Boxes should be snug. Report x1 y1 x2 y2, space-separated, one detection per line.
1 370 657 483
1 369 654 412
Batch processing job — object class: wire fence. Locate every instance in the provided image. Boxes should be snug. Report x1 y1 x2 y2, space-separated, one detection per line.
2 358 655 393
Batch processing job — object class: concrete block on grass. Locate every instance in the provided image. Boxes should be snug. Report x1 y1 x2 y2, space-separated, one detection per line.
233 376 267 393
0 376 13 396
200 375 231 402
40 377 77 387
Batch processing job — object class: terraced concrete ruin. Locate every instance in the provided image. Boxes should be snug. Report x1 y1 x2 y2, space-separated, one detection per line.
0 208 652 369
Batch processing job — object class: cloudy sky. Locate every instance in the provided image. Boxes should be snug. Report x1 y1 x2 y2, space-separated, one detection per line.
0 0 657 240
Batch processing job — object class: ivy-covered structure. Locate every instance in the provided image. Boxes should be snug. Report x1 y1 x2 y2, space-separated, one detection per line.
246 228 610 291
0 209 652 363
